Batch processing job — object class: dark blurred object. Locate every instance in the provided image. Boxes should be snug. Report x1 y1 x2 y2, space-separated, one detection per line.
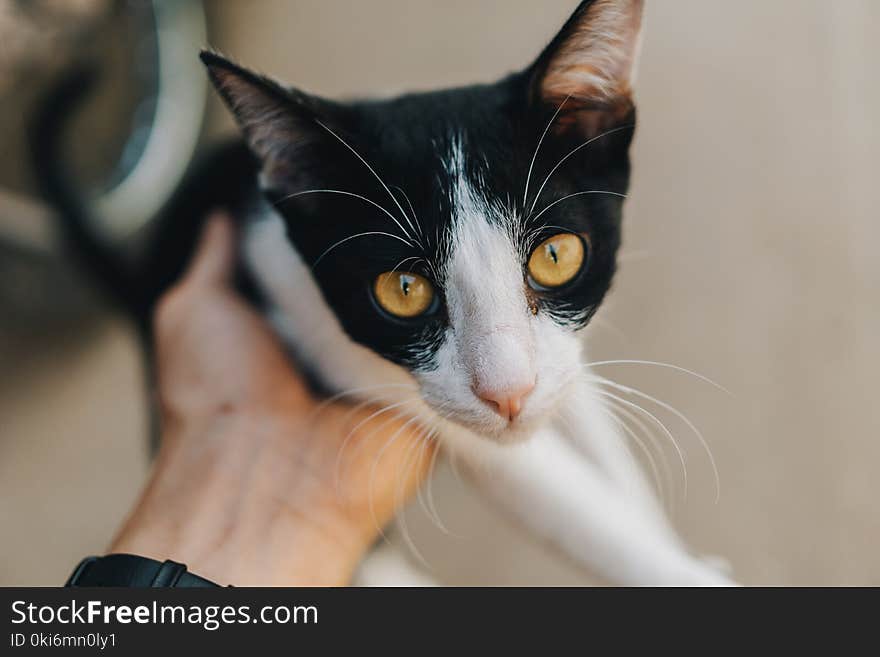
0 0 113 95
0 0 206 328
0 190 87 326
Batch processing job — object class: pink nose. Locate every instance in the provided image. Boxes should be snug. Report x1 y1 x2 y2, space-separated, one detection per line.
474 381 535 422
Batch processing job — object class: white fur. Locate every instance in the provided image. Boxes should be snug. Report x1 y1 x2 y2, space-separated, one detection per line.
242 167 732 586
445 401 732 586
415 138 582 440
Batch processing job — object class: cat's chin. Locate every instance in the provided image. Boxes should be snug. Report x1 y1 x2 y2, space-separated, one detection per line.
486 424 540 445
452 414 548 446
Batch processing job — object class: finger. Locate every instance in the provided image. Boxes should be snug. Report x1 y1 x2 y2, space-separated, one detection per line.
183 211 237 288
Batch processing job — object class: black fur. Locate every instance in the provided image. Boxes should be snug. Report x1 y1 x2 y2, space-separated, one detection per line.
33 0 635 373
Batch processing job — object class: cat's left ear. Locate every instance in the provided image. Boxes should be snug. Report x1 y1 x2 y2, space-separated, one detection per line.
200 51 341 193
529 0 644 135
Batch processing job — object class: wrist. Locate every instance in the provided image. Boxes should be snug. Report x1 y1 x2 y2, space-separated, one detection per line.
111 410 367 585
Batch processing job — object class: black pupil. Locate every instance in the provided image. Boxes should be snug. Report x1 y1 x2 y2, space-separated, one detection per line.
548 243 558 264
401 276 411 296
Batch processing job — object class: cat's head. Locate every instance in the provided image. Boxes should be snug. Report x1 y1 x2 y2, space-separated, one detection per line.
203 0 643 442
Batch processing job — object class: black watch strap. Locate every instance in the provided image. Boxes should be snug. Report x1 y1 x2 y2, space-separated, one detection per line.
66 554 222 587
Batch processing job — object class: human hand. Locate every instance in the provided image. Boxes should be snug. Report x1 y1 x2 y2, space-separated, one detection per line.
110 212 435 585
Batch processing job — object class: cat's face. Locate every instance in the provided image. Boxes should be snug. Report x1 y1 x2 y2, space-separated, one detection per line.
204 0 643 442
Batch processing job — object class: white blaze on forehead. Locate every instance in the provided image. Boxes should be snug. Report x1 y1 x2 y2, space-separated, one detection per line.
412 136 584 438
442 137 536 393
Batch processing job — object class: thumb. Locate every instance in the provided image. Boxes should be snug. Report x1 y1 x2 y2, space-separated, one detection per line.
183 211 237 288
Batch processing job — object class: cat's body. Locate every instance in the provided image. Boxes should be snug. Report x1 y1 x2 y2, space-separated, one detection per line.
37 0 733 585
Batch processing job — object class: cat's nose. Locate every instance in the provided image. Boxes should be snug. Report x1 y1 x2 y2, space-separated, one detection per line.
474 381 535 422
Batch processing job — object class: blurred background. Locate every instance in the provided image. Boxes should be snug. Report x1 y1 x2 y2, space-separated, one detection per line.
1 0 878 585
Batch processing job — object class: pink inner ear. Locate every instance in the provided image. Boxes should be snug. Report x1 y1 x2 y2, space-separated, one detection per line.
538 0 643 108
541 62 630 104
550 102 633 138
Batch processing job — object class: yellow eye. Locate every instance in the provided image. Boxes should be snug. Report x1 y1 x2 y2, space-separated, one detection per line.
373 271 435 318
527 232 586 288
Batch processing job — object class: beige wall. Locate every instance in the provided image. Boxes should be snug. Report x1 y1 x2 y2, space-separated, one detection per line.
2 1 878 585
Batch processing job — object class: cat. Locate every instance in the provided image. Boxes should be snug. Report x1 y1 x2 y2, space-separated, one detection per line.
36 0 733 585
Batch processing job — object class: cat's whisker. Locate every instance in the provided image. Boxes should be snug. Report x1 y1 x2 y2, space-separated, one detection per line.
583 359 730 394
389 256 425 276
392 429 424 540
529 123 635 214
528 189 627 226
594 376 721 504
422 427 455 536
527 223 575 234
333 389 416 429
589 384 689 501
391 402 457 531
335 406 406 501
391 184 426 243
411 427 436 521
554 406 664 503
312 231 415 268
308 383 419 421
276 189 417 246
333 398 421 499
608 401 676 512
394 426 439 569
522 94 572 209
366 411 431 557
447 445 465 486
597 400 667 506
314 119 422 247
521 223 581 257
392 183 442 279
331 394 412 460
411 401 456 535
335 402 423 498
367 416 415 545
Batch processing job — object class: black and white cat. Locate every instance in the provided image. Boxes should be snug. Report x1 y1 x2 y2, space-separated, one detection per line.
43 0 732 585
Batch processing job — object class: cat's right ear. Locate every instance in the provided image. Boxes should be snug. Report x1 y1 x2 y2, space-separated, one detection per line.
200 51 335 192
